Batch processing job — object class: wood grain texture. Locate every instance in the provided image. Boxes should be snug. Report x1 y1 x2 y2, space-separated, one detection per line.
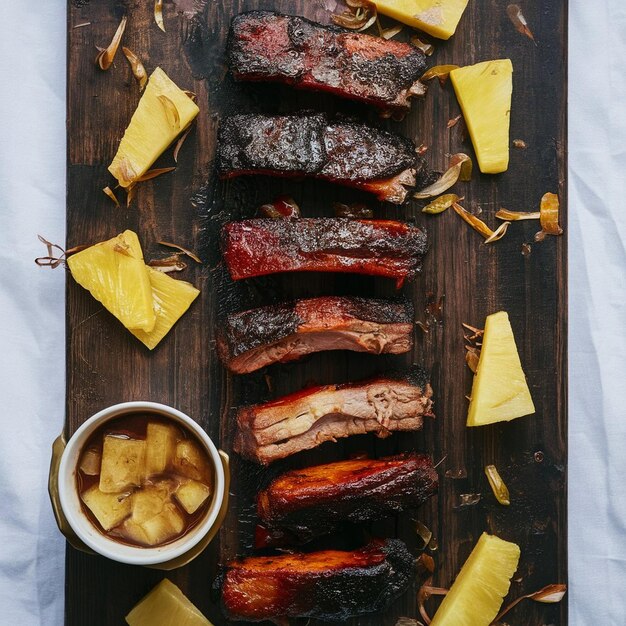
65 0 567 624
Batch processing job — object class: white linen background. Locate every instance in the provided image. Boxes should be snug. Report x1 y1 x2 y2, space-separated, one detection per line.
0 0 622 624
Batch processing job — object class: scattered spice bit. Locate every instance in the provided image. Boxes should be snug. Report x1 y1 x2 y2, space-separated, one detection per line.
521 242 532 257
462 322 484 338
452 202 493 238
416 143 429 156
445 467 467 479
122 47 147 90
535 192 563 241
416 521 432 549
484 221 511 244
495 584 567 622
513 139 528 149
496 208 540 221
450 152 472 182
447 114 462 129
259 196 302 218
425 292 445 324
148 254 188 273
416 321 430 334
333 202 373 219
35 236 86 268
133 167 177 183
95 14 127 70
103 186 120 208
332 0 377 31
411 36 434 56
420 64 460 86
157 241 202 264
458 493 482 507
173 125 193 163
158 95 180 129
422 194 460 215
377 20 403 39
485 464 511 506
465 347 480 373
154 0 166 32
126 184 136 208
506 4 535 42
414 154 470 199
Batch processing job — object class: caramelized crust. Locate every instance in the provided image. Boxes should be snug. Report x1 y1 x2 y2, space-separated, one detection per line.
216 112 430 203
221 218 427 286
228 11 428 115
217 296 414 374
256 453 438 546
221 539 414 622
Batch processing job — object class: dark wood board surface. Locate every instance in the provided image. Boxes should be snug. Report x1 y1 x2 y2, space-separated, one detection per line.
65 0 567 624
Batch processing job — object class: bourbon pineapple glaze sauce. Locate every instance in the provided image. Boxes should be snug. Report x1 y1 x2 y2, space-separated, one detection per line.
76 414 214 548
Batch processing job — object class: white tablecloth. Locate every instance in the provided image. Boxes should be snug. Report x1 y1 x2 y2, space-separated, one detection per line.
0 1 622 624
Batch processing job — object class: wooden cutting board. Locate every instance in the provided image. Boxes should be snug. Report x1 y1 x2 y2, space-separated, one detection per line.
65 0 567 624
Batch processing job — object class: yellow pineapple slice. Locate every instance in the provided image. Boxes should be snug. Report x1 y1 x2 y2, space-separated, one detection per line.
145 422 178 475
430 533 520 626
130 482 173 525
467 311 535 427
67 231 156 332
129 267 200 350
140 502 185 546
99 435 146 493
450 60 513 174
125 579 213 626
175 479 211 514
372 0 469 40
173 440 212 483
109 67 200 188
81 485 131 531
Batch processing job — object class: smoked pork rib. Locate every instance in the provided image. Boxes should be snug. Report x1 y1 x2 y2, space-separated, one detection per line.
216 112 428 203
255 453 438 547
221 218 427 285
221 539 413 622
234 369 433 464
218 296 414 374
227 11 427 115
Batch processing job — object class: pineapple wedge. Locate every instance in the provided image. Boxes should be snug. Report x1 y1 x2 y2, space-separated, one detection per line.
145 422 178 475
467 311 535 427
175 479 211 514
450 60 513 174
430 533 520 626
81 485 131 531
131 483 172 524
99 436 146 493
173 440 212 483
130 267 200 350
140 502 185 546
67 231 156 332
109 67 200 188
126 579 213 626
372 0 469 40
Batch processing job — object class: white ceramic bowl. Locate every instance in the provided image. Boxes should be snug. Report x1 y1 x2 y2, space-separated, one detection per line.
58 401 225 566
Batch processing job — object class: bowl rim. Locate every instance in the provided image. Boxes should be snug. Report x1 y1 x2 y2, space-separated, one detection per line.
58 401 225 566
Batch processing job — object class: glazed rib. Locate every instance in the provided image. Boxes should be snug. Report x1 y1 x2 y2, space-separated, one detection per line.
221 539 413 622
221 218 427 286
234 369 433 464
216 112 428 203
255 453 438 547
227 11 427 115
218 296 414 374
